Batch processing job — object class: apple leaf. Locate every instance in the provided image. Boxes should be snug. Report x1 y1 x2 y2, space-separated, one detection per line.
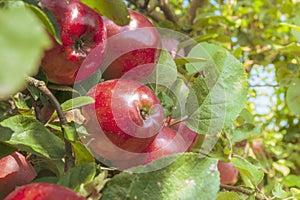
174 57 206 66
23 0 61 44
101 153 220 200
49 96 95 122
144 50 178 94
170 79 190 118
80 0 130 26
286 78 300 115
272 183 290 199
216 191 245 200
231 123 262 143
0 143 16 159
231 157 264 187
58 163 96 191
185 42 249 134
0 4 51 99
0 115 65 159
71 141 95 164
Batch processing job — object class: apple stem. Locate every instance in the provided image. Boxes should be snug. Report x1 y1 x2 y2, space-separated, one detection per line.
140 109 149 120
168 115 189 127
26 76 75 172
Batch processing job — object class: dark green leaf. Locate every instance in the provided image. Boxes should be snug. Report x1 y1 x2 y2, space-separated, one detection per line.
0 142 16 158
58 163 96 191
0 115 65 159
71 141 95 164
231 123 262 143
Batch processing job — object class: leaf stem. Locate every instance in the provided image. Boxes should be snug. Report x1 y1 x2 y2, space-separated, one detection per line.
26 76 75 172
220 184 263 200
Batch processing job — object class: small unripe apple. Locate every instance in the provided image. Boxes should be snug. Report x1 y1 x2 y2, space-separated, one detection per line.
217 161 239 185
143 126 187 164
4 182 85 200
0 152 37 199
40 0 107 85
81 79 164 161
102 10 161 81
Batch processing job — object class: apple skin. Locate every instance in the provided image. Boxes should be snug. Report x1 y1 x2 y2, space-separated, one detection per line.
168 119 199 151
4 182 85 200
0 152 37 199
81 79 164 161
142 126 187 164
102 10 161 81
40 0 106 85
217 161 239 185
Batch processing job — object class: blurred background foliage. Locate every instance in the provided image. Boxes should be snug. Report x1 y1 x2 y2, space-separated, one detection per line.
126 0 300 196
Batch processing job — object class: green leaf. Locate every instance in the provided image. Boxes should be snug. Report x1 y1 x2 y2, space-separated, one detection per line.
291 188 300 198
63 124 79 142
174 57 207 66
49 96 95 121
0 142 16 158
232 157 264 187
216 191 243 200
23 0 61 44
170 79 189 118
101 153 220 200
284 175 300 188
144 50 178 94
185 43 249 134
0 4 51 99
272 183 290 199
231 123 262 143
286 78 300 115
79 0 130 26
71 141 95 164
58 163 96 191
0 115 65 159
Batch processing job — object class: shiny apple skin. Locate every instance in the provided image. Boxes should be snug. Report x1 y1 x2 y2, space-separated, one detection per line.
217 161 239 185
4 182 85 200
102 10 161 81
0 152 37 199
40 0 106 85
82 79 164 161
142 126 187 164
169 119 199 151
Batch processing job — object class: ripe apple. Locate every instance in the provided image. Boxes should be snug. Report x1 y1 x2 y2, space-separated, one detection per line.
0 152 37 199
168 119 199 151
39 0 107 85
217 161 239 185
102 10 161 81
142 126 187 164
252 140 265 153
4 182 85 200
81 79 164 161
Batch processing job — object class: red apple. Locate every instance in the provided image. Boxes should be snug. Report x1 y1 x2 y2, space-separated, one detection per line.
142 126 187 164
40 0 106 85
252 140 265 153
0 152 37 199
168 119 199 151
4 182 85 200
81 79 164 161
217 161 239 185
101 10 161 81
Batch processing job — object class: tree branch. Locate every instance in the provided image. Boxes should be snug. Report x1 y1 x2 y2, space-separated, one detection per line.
220 184 263 200
158 0 178 23
26 76 75 172
184 0 206 25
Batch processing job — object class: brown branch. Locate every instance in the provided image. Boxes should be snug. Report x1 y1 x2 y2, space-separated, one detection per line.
220 184 263 200
185 0 206 25
27 90 45 123
158 0 178 23
26 76 75 172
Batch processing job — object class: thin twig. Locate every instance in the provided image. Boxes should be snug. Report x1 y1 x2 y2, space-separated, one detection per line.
158 0 178 23
27 90 45 123
26 76 75 172
220 184 263 200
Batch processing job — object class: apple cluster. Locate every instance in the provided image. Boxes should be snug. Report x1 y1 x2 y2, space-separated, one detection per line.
36 0 200 169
